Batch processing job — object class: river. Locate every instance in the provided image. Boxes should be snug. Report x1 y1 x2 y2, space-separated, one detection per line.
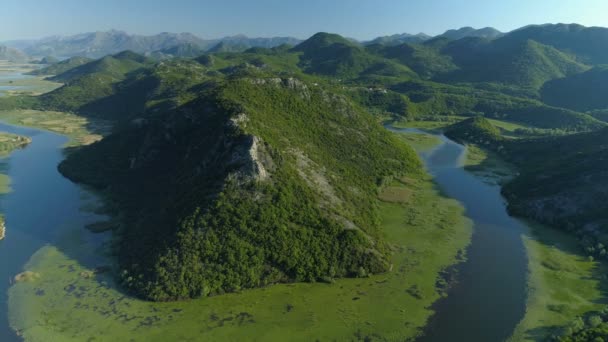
389 127 530 342
0 122 105 341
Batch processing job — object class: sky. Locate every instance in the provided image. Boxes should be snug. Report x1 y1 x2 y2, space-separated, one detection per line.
1 0 608 41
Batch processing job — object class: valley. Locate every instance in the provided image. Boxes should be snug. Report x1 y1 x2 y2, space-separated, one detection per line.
1 20 608 342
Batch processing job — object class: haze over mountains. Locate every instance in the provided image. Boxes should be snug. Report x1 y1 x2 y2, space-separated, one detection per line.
0 26 512 59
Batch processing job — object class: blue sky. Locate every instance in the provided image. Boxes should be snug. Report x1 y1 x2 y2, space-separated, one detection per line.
2 0 608 41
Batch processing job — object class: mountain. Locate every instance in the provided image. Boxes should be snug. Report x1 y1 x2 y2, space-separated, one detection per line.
153 43 206 58
0 46 28 62
541 65 608 111
499 23 608 64
369 42 457 78
444 116 502 144
501 127 608 239
27 56 94 76
438 27 504 40
54 59 421 301
15 30 207 58
218 35 301 50
438 37 589 88
367 33 432 45
207 41 249 53
35 52 151 117
6 31 302 59
292 32 417 79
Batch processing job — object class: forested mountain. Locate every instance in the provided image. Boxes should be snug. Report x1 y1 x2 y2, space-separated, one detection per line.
541 65 608 111
366 32 432 45
437 36 589 88
499 23 608 64
438 26 504 40
27 56 94 76
54 57 421 300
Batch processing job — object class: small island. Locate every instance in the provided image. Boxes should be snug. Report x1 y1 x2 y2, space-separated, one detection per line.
0 216 5 240
0 133 32 158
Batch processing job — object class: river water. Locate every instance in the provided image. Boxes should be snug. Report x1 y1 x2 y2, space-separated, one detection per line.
0 122 104 341
389 127 529 342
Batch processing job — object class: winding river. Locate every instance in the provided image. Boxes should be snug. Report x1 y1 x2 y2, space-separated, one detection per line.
389 127 530 342
0 122 104 341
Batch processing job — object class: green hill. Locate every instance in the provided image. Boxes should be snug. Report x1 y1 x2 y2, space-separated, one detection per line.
366 32 431 45
27 56 94 76
292 32 417 80
386 80 605 131
49 52 148 83
541 65 608 111
369 42 457 78
438 26 504 40
35 52 150 116
157 43 205 58
499 23 608 65
501 129 608 257
444 117 502 144
439 38 589 89
58 67 422 301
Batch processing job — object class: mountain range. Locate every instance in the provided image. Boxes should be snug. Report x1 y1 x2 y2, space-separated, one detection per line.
2 30 302 59
1 26 509 60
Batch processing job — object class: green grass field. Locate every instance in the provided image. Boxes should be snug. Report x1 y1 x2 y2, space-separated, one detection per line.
0 132 31 157
509 222 608 341
0 110 111 146
394 131 442 152
463 144 518 185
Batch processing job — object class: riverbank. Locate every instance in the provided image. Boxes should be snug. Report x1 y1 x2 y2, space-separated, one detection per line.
396 118 608 341
0 61 62 96
509 222 608 341
0 110 110 147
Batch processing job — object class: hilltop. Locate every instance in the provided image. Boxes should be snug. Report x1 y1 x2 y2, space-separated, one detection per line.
27 56 94 76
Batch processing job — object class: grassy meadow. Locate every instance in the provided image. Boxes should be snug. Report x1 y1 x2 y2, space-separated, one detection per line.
509 222 608 341
0 110 111 146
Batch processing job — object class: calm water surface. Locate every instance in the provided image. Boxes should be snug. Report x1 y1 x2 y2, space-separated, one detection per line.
389 127 529 342
0 122 102 341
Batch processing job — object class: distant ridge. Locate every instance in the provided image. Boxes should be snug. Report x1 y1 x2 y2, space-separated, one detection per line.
438 27 504 40
2 30 301 58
